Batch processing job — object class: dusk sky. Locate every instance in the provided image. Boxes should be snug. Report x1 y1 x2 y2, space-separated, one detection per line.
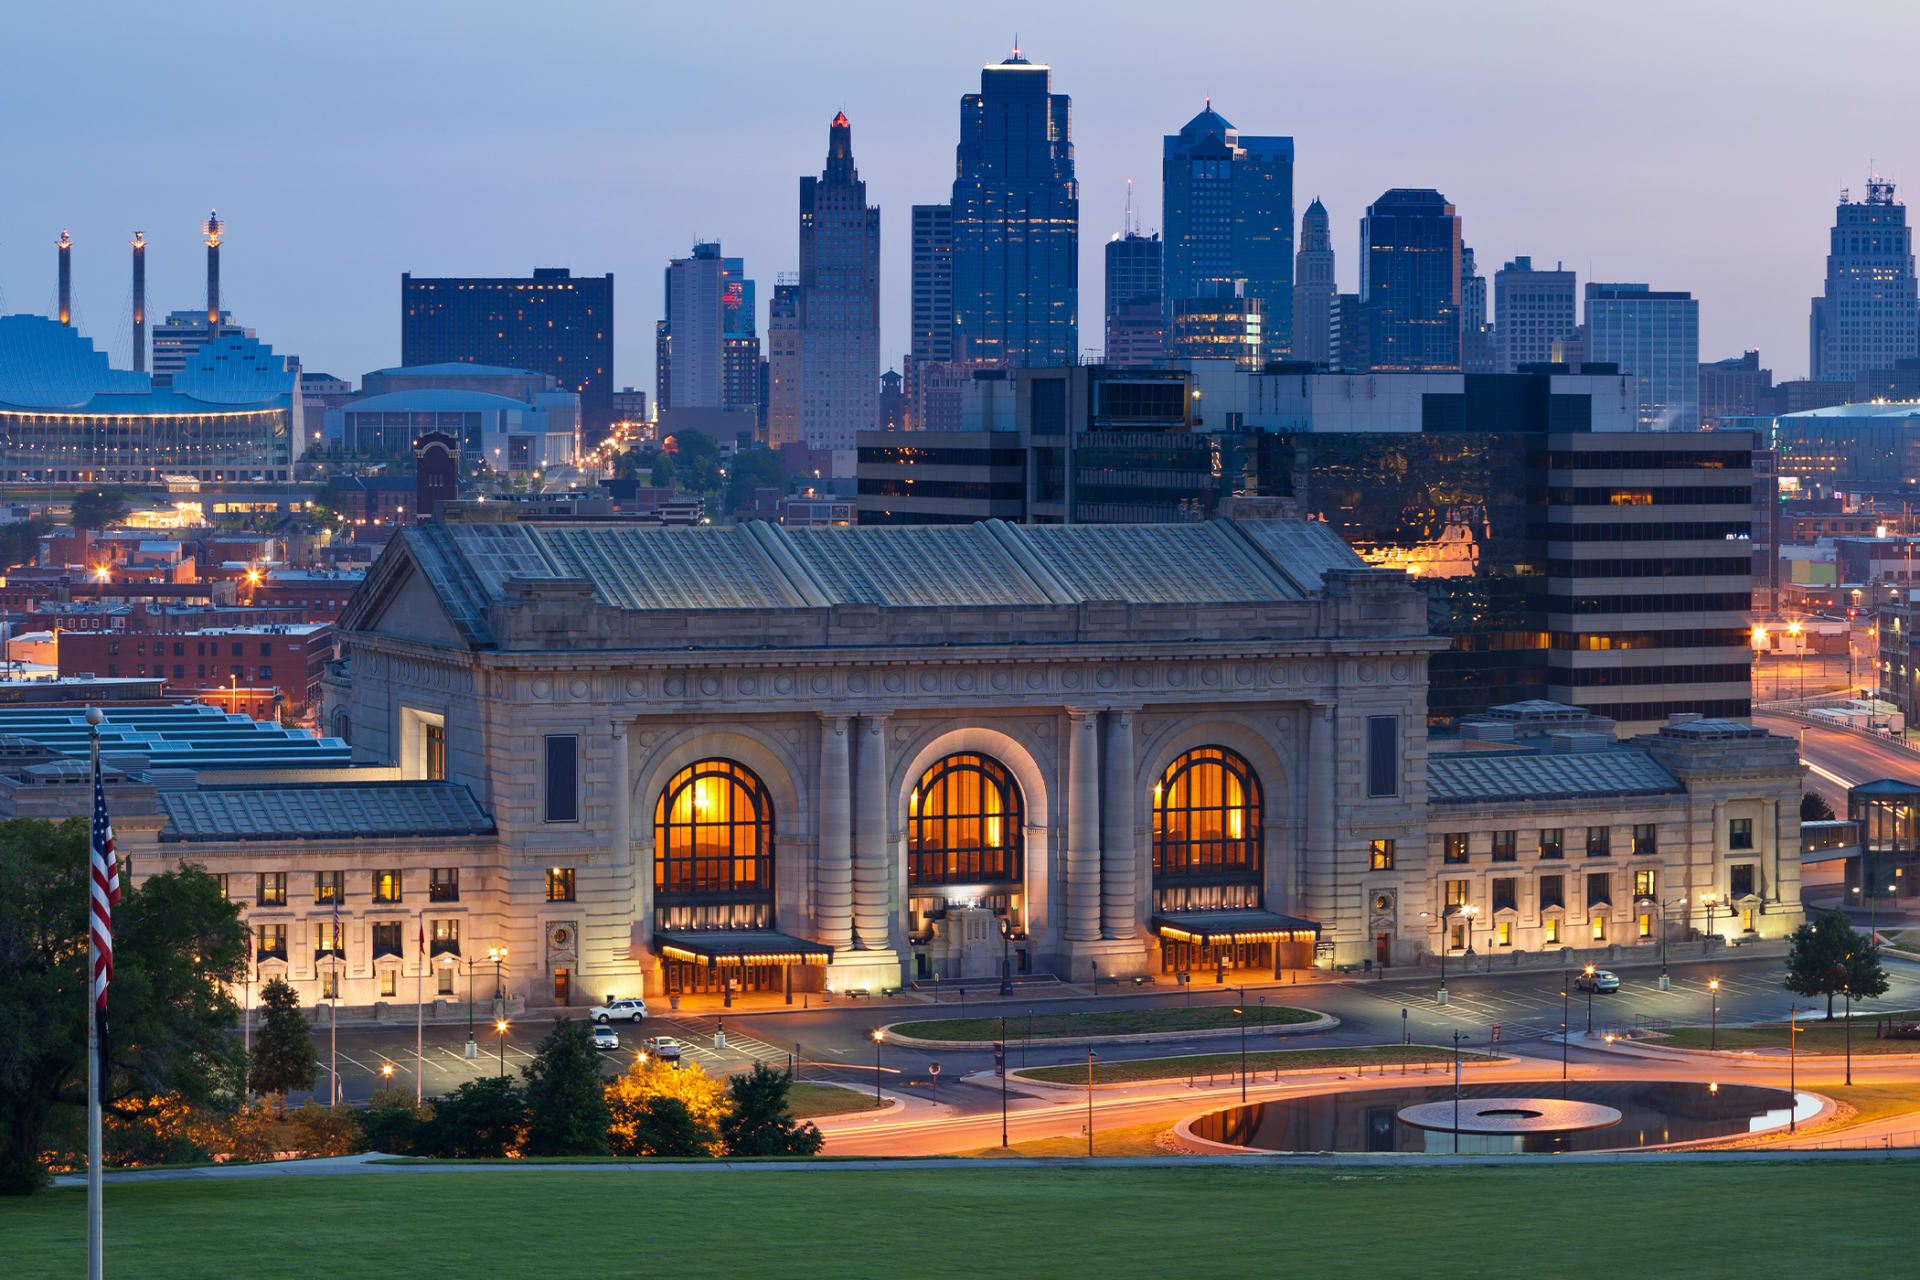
0 1 1907 388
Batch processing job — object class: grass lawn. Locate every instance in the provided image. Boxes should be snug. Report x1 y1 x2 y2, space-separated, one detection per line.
1019 1044 1497 1085
889 1004 1319 1042
1660 1009 1920 1055
10 1166 1920 1277
961 1121 1176 1158
787 1082 888 1118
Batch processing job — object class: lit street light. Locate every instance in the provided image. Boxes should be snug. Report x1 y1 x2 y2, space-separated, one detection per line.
871 1028 884 1105
1584 964 1596 1033
495 1018 508 1078
1709 978 1721 1050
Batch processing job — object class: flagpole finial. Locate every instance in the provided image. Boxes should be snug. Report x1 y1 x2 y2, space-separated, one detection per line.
85 707 103 727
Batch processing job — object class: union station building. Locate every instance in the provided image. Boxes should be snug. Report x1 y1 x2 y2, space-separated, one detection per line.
37 511 1805 1012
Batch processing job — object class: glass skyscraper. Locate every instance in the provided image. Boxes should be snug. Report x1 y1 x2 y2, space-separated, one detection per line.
950 53 1078 368
1585 282 1700 431
1810 176 1918 383
1161 104 1294 361
1359 189 1461 372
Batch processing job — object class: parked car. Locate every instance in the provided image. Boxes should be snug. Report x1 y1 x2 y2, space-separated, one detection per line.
591 997 649 1024
592 1024 620 1051
1574 969 1621 993
642 1036 683 1062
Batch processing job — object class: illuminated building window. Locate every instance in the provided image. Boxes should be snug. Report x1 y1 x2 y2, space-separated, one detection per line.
908 753 1023 887
1152 746 1263 883
1444 833 1469 864
430 919 460 957
436 967 455 996
546 867 576 902
380 970 398 998
257 872 286 906
654 760 774 901
373 870 402 904
1369 839 1395 871
1544 917 1560 944
1591 915 1606 941
1539 829 1564 860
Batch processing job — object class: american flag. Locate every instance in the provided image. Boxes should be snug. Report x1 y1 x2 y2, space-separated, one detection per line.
90 756 121 1079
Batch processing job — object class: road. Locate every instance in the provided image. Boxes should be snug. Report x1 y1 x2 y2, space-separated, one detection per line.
1753 654 1855 702
301 952 1920 1116
1753 713 1920 806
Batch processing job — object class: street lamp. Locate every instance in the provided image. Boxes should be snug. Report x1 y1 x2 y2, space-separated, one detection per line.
1458 904 1481 972
1709 978 1721 1050
1699 891 1719 944
1583 964 1596 1033
380 1062 394 1087
871 1029 884 1105
488 945 508 1017
495 1018 508 1078
1233 995 1249 1104
999 917 1014 997
1561 966 1571 1082
1788 1006 1801 1133
463 956 478 1059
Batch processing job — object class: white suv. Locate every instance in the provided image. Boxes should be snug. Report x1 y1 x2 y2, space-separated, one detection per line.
590 998 649 1024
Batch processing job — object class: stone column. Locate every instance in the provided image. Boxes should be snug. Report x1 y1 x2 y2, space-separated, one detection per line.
1304 701 1338 925
816 715 853 950
1065 708 1103 945
612 722 640 951
1100 709 1136 939
853 713 890 949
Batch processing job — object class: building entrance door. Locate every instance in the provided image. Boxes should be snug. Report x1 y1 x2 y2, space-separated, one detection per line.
1375 934 1392 967
553 969 570 1006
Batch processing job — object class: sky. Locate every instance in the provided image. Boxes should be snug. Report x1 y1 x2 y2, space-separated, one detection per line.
0 0 1909 389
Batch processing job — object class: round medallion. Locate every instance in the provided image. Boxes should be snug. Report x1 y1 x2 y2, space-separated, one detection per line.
1062 670 1083 690
1168 669 1188 688
1026 670 1046 690
1304 663 1323 683
1391 660 1412 682
955 671 976 692
810 674 830 694
920 672 940 691
884 673 904 693
1235 665 1255 686
738 675 759 696
1359 660 1378 683
1132 667 1152 687
1095 670 1116 689
775 674 795 694
663 676 684 698
531 678 552 699
569 678 591 699
991 671 1012 692
625 677 647 698
1200 667 1220 687
699 675 721 696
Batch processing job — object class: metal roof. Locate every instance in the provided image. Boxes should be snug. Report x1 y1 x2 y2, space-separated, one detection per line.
1427 747 1683 804
0 704 350 771
158 781 494 842
342 390 533 414
366 363 543 378
359 516 1368 647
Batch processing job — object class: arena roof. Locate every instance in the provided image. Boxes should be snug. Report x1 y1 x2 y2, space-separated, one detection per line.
0 313 292 414
350 517 1373 645
0 703 350 770
365 362 543 378
342 389 536 414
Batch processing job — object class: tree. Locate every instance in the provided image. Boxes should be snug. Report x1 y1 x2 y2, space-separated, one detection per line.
356 1087 429 1155
725 449 788 514
250 977 318 1096
0 826 247 1194
0 516 50 573
415 1076 525 1158
680 455 724 498
613 1095 711 1157
720 1061 824 1156
605 1059 728 1156
520 1018 610 1156
649 452 677 489
1801 792 1837 822
70 487 132 531
1785 908 1887 1017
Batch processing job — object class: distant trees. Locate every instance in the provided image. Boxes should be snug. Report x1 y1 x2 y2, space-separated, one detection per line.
606 1059 729 1156
1784 908 1890 1018
414 1077 526 1158
0 516 49 572
249 978 318 1097
720 1062 824 1156
69 487 132 531
726 450 789 514
1801 792 1837 822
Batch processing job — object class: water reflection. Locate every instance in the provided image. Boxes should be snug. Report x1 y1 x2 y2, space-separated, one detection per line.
1191 1081 1800 1154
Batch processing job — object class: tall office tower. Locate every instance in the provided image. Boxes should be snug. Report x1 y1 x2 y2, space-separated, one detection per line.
1291 199 1336 368
400 267 613 438
1494 256 1577 373
661 244 727 410
1161 103 1294 361
1460 247 1493 373
1331 292 1367 371
878 369 906 430
1359 189 1462 371
950 51 1078 368
798 112 881 454
907 204 955 429
1699 350 1774 429
722 333 763 424
767 282 801 446
1170 282 1263 369
1585 282 1700 430
1104 226 1164 365
1810 176 1919 382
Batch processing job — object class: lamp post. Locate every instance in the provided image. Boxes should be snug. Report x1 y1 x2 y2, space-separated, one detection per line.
464 956 478 1059
1234 994 1249 1104
1561 966 1571 1081
1843 972 1854 1086
872 1029 884 1105
1458 903 1481 972
1709 978 1720 1050
1788 1006 1801 1133
1452 1030 1464 1154
495 1018 508 1078
488 944 508 1012
999 917 1014 997
998 1014 1009 1150
1699 891 1719 945
1086 1049 1097 1158
1583 964 1596 1033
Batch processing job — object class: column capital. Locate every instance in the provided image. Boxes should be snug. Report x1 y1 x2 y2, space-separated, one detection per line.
858 710 893 725
819 712 851 731
611 719 626 740
1065 706 1104 723
1308 698 1337 715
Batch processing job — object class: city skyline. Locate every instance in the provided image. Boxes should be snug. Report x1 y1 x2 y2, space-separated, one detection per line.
0 1 1909 389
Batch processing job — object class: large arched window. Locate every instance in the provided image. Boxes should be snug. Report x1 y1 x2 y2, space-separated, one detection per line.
908 753 1024 886
654 759 774 901
1152 746 1263 882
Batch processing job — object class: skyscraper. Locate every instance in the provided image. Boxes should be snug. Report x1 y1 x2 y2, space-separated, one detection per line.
1359 189 1461 371
1586 282 1700 430
1161 103 1294 361
661 245 725 410
1103 226 1163 366
400 267 613 437
798 112 881 455
907 203 954 429
950 51 1078 368
766 282 800 447
1291 198 1336 368
1810 176 1919 383
1494 256 1577 373
1460 247 1493 373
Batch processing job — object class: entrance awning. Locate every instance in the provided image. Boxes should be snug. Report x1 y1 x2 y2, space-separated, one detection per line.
654 930 834 968
1151 911 1321 946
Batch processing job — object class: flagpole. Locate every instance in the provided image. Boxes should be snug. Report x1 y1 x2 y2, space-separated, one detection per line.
243 944 253 1106
415 915 425 1107
85 708 104 1280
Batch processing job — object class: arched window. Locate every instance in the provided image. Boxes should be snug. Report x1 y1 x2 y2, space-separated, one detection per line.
1152 746 1263 882
654 759 774 900
908 753 1024 886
